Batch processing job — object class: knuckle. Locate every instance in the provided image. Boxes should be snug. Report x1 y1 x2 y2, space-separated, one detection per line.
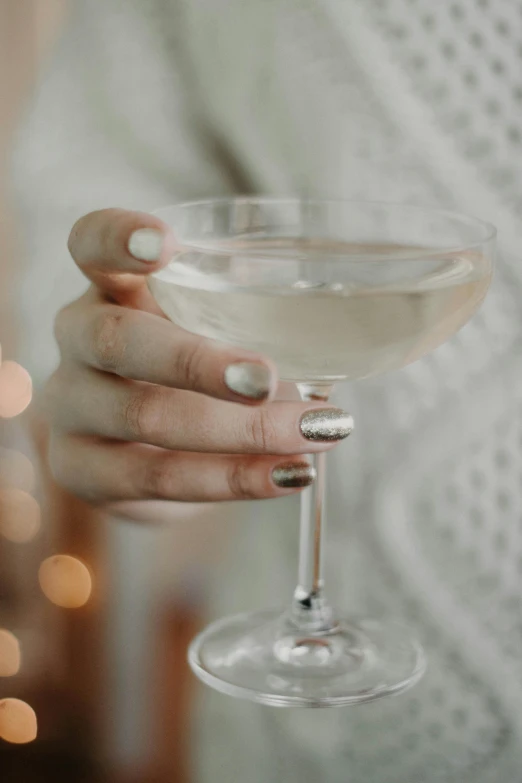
227 459 260 499
247 407 278 452
91 311 126 371
122 385 164 440
174 339 208 389
143 454 176 499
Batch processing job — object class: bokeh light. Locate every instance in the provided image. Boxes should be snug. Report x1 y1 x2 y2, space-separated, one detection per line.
0 698 37 744
0 488 41 543
0 360 33 418
0 630 21 677
38 555 92 609
0 448 35 492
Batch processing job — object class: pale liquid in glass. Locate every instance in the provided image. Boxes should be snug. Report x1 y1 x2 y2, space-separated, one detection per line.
150 239 491 382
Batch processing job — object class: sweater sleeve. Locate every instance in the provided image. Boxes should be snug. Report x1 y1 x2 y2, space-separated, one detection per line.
10 0 237 386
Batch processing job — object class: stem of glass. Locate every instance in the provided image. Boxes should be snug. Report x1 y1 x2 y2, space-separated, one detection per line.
291 383 337 633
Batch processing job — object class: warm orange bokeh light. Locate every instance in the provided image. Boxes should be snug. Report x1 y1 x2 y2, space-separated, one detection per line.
0 488 41 543
0 361 33 418
0 449 35 492
0 630 21 677
38 555 92 609
0 698 37 744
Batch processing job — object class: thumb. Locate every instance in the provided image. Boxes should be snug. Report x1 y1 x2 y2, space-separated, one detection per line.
68 208 177 310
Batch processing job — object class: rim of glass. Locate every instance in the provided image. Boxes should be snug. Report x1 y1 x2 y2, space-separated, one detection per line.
153 197 497 264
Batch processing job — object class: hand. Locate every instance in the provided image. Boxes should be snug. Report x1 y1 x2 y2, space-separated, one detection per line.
44 208 353 518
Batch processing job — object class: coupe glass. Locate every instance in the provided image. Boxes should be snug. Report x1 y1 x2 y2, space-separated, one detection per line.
149 199 495 707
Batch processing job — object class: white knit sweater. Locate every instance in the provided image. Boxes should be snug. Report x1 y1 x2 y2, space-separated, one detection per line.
11 1 522 781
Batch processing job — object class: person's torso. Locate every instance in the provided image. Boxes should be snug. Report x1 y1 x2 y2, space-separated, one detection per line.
174 1 522 780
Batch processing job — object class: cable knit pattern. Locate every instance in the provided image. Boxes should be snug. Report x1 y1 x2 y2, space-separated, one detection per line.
10 1 522 781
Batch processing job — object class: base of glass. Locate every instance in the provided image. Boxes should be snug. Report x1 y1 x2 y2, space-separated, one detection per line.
188 609 426 707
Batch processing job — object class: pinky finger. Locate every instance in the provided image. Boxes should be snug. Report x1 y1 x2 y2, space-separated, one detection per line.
49 435 316 505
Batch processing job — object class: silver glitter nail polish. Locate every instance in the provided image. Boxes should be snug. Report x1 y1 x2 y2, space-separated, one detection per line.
272 461 317 488
224 362 271 400
300 408 354 442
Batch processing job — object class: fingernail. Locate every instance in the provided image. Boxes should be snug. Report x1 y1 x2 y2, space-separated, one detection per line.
224 362 271 400
272 461 317 488
300 408 354 442
128 228 164 262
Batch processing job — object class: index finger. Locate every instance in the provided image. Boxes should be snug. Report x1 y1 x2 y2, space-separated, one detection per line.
68 208 178 302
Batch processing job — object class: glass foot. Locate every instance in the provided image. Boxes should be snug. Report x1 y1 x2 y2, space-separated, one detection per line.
189 609 426 707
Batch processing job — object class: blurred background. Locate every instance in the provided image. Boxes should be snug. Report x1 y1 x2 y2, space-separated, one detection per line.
2 2 522 782
0 7 203 782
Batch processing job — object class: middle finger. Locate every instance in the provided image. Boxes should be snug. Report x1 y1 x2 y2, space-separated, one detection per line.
56 368 353 455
